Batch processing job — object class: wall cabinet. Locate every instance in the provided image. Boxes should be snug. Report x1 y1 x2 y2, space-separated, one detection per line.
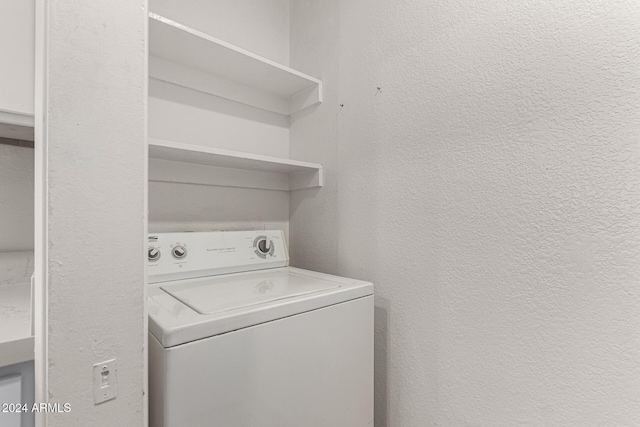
0 0 35 141
0 361 35 427
0 5 35 424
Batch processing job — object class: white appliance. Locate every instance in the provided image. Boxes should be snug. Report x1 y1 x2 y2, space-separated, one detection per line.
148 230 374 427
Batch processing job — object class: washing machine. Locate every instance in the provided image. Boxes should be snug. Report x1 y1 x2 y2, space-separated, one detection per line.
147 230 373 427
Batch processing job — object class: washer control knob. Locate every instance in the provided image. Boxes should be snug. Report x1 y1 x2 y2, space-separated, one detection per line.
172 245 187 259
148 247 161 262
257 239 271 255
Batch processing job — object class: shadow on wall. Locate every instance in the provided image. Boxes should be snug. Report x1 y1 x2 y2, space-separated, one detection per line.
149 78 289 128
148 182 290 232
289 187 322 215
375 298 390 427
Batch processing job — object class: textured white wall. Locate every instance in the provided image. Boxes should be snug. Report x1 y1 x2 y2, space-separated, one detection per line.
148 0 292 239
290 1 640 425
0 144 33 252
38 0 147 425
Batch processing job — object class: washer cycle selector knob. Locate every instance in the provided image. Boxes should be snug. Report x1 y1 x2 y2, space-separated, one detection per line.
172 245 187 259
257 239 271 255
254 235 275 259
148 247 161 262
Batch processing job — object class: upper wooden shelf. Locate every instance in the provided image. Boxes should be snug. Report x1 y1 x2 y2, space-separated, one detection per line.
148 13 322 116
148 138 323 191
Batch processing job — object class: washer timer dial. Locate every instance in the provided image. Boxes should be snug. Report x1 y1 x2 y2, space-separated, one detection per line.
148 247 161 262
172 245 187 260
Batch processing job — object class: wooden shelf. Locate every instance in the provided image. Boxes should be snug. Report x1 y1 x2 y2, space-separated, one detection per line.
148 13 322 116
149 139 323 191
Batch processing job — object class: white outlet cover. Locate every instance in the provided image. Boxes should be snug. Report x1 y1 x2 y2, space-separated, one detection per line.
93 359 117 404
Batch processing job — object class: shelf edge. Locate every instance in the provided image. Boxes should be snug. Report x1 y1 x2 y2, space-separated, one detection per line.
149 138 323 171
148 12 322 86
0 109 34 127
148 139 323 191
148 12 322 115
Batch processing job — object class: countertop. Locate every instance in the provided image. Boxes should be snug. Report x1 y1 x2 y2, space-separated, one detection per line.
0 282 33 367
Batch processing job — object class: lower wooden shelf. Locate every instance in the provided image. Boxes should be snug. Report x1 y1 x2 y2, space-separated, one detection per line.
148 138 323 191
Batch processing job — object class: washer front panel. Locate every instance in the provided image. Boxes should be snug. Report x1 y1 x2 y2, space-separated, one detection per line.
150 296 374 427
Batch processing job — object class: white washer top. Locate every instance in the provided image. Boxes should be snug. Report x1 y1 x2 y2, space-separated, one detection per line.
148 267 373 348
147 230 373 348
161 268 340 315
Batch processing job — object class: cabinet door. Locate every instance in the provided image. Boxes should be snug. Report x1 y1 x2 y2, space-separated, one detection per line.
0 0 34 116
0 361 34 427
0 374 22 427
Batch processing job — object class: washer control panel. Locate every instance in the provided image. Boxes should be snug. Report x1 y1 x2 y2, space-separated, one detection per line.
148 230 288 283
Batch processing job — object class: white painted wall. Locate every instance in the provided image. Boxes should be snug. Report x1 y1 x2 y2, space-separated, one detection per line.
149 0 290 64
290 1 640 425
148 181 289 239
0 251 33 286
148 0 292 238
0 143 34 313
35 0 147 425
0 144 33 252
148 79 290 158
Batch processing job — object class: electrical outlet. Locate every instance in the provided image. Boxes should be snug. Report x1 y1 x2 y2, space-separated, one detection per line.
93 359 117 404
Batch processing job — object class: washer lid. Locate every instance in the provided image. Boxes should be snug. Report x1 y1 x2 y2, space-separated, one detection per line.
160 269 340 315
149 267 374 347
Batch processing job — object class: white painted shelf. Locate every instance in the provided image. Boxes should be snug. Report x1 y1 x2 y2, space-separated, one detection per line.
149 139 323 191
148 13 322 116
0 109 34 141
